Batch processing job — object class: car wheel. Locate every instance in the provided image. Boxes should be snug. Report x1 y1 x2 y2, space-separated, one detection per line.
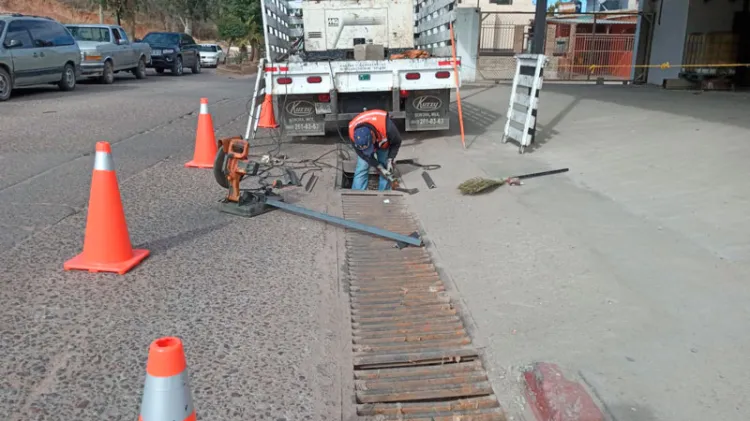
58 63 76 91
100 60 114 84
134 58 147 79
0 67 12 101
191 58 201 74
172 56 183 76
155 68 165 74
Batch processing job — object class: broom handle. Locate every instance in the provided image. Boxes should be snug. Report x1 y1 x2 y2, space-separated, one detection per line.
513 168 569 180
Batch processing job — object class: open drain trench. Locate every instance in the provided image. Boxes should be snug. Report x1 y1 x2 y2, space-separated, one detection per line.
342 191 506 421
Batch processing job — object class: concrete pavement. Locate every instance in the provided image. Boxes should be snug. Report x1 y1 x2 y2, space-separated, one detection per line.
6 65 749 421
396 84 750 421
0 70 345 420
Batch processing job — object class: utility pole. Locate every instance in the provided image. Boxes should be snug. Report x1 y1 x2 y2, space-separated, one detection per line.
531 0 547 54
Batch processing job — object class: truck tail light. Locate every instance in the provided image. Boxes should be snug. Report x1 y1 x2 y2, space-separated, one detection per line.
400 90 408 98
435 71 450 79
405 72 421 80
307 76 322 83
277 77 292 85
318 93 330 102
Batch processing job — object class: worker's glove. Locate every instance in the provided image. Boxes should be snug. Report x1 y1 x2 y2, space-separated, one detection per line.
386 158 395 174
377 164 395 182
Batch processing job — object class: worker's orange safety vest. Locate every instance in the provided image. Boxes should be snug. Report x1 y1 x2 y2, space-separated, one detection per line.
348 110 390 150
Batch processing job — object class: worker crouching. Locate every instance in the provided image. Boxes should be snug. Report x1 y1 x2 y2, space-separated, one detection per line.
348 109 402 191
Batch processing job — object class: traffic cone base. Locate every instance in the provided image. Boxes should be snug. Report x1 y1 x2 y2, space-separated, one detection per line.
64 248 149 275
258 94 279 129
185 98 217 168
64 141 149 275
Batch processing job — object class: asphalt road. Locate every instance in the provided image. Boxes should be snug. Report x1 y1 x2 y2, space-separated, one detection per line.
0 69 344 420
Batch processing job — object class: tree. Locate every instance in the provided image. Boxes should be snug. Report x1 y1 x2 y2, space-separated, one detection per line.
161 0 214 34
218 0 265 62
217 14 247 55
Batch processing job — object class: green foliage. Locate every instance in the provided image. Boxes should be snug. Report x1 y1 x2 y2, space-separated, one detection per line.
221 0 261 25
162 0 213 22
217 14 247 41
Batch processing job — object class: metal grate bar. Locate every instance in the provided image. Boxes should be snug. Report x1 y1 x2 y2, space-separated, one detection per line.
341 192 506 420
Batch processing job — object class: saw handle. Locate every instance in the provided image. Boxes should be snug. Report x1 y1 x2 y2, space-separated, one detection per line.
228 138 249 159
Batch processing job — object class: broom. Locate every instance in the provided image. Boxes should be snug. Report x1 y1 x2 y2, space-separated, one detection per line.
458 168 569 195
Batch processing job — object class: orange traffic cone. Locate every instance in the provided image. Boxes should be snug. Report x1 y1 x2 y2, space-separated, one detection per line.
138 337 196 421
185 98 218 168
64 142 149 275
258 94 279 129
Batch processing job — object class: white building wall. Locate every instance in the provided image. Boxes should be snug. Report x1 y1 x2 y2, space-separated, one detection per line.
458 0 536 25
646 0 689 85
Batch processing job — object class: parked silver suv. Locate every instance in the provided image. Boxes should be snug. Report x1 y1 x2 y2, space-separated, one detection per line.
0 13 81 101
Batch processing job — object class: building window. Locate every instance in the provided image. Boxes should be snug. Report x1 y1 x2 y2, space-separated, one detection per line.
489 0 513 4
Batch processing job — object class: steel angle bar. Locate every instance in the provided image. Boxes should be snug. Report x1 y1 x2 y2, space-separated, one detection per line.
265 199 423 246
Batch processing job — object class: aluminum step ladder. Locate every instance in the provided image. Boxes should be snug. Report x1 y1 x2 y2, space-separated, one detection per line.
502 54 547 154
243 58 267 141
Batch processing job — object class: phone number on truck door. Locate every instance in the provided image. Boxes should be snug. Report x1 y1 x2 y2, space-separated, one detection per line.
413 118 446 125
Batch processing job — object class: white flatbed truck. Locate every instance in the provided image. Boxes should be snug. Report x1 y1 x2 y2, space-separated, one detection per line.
257 0 460 138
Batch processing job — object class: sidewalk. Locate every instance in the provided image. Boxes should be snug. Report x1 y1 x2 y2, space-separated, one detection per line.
397 84 750 421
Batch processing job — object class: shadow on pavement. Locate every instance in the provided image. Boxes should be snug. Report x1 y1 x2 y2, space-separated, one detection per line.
139 220 231 254
543 83 750 130
449 82 750 153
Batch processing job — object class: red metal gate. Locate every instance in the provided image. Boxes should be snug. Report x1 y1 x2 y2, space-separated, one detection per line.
478 11 639 82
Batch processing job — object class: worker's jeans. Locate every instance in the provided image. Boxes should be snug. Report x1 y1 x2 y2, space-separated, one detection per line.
353 149 391 191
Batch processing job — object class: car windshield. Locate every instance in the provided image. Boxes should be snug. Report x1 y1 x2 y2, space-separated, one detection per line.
0 21 5 36
198 45 217 53
66 26 111 42
142 32 180 45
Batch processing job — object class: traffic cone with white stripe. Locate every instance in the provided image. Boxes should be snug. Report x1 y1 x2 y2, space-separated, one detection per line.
257 94 279 129
185 97 218 168
138 337 196 421
64 141 149 275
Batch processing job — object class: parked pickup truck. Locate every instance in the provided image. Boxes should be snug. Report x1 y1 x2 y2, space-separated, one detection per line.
65 24 151 84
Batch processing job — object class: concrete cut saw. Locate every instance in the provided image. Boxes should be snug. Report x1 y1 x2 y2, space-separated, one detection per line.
212 136 423 247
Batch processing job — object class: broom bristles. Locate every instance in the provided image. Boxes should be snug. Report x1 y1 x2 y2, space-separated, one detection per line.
457 177 505 195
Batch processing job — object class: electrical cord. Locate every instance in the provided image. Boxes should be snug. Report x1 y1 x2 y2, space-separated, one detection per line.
236 55 362 191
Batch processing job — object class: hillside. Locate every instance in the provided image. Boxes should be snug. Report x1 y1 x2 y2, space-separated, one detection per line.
0 0 215 39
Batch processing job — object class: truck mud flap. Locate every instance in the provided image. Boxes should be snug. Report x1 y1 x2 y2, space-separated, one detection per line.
280 95 327 136
405 89 451 132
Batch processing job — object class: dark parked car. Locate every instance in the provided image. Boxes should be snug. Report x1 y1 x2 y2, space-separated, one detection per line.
139 31 200 76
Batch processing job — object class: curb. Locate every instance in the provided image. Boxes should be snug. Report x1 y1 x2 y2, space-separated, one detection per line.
523 362 604 421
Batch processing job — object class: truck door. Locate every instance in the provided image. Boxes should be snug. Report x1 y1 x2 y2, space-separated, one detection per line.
109 28 125 69
116 27 136 67
3 20 44 86
26 19 74 84
180 34 198 67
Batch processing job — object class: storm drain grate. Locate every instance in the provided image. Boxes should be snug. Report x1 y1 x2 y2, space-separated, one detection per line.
342 192 506 421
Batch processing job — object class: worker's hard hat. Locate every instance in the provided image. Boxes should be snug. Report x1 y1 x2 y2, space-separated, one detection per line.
353 126 374 156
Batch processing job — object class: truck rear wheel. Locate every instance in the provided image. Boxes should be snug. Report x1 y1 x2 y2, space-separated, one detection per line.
0 67 11 101
134 58 147 79
100 60 114 84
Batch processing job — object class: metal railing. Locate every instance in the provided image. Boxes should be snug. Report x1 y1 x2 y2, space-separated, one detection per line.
477 11 639 81
558 33 635 79
479 23 520 55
